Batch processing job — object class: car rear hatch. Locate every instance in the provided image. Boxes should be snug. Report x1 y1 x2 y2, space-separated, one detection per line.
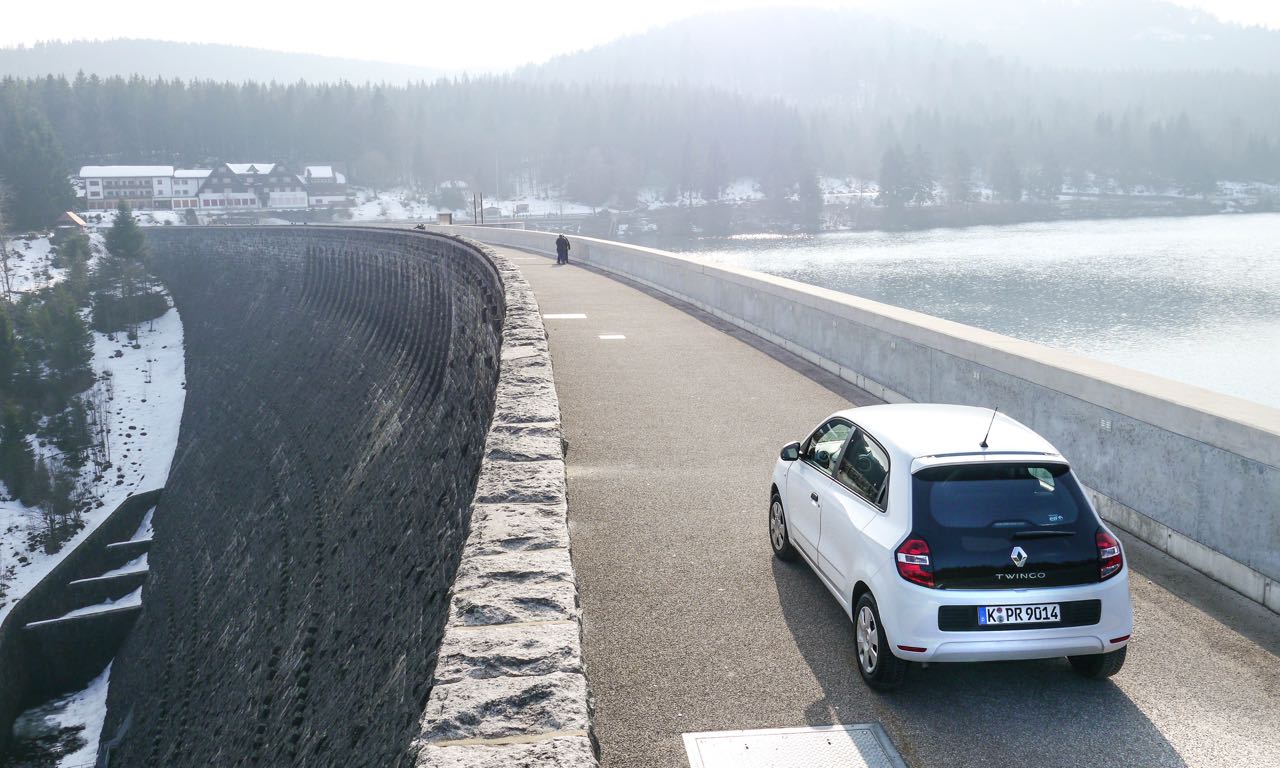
910 461 1101 589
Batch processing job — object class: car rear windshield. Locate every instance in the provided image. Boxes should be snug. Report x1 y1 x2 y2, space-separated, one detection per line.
911 463 1091 530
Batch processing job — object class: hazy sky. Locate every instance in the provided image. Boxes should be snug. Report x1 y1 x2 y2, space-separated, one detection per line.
3 0 1278 70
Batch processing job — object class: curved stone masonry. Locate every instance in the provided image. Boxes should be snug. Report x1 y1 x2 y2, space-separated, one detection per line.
100 227 506 767
413 237 597 768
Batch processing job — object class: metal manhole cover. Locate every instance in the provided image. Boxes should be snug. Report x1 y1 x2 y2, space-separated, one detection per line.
683 724 908 768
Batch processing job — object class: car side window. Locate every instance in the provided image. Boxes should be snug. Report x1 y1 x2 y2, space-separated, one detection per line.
836 429 891 508
802 419 852 476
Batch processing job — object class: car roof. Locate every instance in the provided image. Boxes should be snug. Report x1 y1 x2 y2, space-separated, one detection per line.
831 403 1063 463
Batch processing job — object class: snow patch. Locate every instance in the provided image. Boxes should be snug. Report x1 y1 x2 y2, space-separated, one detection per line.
9 663 113 768
3 235 66 294
129 506 155 542
84 209 184 228
92 552 149 579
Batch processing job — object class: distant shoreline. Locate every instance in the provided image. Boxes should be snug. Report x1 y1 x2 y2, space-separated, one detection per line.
591 195 1280 246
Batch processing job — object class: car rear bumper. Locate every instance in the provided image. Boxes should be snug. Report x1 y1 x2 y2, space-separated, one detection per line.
875 568 1133 663
928 635 1105 662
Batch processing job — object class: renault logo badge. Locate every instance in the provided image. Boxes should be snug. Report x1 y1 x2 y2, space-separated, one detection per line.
1011 546 1029 568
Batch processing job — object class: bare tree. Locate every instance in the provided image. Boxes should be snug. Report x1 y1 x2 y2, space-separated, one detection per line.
88 372 115 470
0 178 13 299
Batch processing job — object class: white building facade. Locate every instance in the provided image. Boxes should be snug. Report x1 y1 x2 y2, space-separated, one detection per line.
80 166 176 211
170 169 212 210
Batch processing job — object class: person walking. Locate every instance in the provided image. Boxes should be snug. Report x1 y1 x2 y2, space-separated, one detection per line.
555 233 571 265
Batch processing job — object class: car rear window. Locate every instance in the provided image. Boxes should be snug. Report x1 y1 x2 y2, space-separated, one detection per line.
912 463 1090 530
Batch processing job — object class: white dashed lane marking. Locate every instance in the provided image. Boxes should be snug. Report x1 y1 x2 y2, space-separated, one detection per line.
598 334 626 340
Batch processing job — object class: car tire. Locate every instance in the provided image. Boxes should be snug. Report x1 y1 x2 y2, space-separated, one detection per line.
853 592 908 691
1068 646 1127 679
769 493 799 561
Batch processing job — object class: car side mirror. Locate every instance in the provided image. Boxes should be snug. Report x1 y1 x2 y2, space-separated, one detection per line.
780 441 801 462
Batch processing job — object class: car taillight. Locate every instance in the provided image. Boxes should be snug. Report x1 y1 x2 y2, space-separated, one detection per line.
896 537 934 588
1097 528 1123 580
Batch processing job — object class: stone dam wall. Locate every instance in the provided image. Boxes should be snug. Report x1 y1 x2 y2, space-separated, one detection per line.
100 228 504 766
439 225 1280 614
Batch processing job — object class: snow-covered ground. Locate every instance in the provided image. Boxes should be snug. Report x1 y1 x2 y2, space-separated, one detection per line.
0 242 186 624
635 177 766 208
82 209 184 227
3 235 68 294
348 188 597 221
1 227 185 763
634 176 880 208
9 663 112 768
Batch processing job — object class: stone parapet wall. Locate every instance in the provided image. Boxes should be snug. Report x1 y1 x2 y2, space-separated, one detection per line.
415 237 597 768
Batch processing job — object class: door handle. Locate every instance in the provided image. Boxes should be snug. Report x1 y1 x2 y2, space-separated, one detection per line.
810 492 820 503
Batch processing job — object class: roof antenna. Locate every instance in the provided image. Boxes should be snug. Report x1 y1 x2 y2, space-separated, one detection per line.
979 407 998 449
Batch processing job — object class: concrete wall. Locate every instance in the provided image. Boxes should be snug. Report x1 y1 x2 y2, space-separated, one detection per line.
101 228 504 767
438 225 1280 614
0 489 159 756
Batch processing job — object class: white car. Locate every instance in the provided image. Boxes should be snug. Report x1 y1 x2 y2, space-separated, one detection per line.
769 404 1133 690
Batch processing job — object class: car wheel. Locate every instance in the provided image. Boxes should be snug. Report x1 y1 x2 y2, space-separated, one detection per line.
769 493 799 561
1068 646 1127 679
854 592 908 691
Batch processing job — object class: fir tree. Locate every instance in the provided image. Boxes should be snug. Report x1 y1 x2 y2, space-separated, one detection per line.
876 145 911 209
30 455 52 510
1029 153 1064 200
1 407 37 504
946 147 975 204
36 284 92 389
991 148 1024 203
908 145 936 206
0 104 75 229
105 201 147 262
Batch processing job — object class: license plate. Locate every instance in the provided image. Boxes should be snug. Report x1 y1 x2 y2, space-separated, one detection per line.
978 603 1060 626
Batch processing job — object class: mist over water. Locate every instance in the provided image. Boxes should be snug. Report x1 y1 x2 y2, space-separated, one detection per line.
685 214 1280 409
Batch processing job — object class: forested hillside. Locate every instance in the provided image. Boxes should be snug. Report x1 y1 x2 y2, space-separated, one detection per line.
524 7 1280 187
0 39 445 85
865 0 1280 72
1 3 1279 226
0 76 808 212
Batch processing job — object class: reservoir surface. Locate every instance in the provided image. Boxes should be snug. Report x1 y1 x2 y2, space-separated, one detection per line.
683 213 1280 409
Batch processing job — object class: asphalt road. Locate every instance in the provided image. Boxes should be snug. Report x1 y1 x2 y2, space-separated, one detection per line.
499 245 1280 768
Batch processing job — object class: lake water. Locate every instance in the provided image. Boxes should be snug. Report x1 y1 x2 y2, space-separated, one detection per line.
683 214 1280 410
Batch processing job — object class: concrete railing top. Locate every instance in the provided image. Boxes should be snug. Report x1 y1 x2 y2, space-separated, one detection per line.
440 225 1280 470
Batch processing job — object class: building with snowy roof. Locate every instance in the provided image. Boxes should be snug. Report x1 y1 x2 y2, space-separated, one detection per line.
79 166 176 211
303 164 353 208
196 163 309 212
77 162 350 213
